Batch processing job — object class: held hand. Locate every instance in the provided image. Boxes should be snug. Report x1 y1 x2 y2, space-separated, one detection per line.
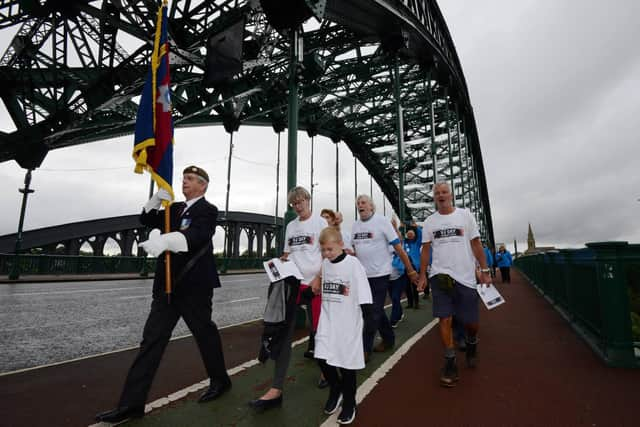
157 188 172 201
407 270 419 285
310 275 321 294
417 275 427 292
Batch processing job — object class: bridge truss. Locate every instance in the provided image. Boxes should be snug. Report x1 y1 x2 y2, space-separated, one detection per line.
0 0 494 244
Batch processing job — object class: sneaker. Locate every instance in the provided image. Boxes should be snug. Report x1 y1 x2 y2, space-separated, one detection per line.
323 390 343 415
390 321 399 329
303 349 314 359
440 357 459 387
337 404 357 424
466 340 478 368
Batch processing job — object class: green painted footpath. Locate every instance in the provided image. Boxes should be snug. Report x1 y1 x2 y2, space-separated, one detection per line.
126 302 435 427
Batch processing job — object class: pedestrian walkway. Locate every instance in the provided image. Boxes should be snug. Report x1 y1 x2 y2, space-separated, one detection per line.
3 270 639 426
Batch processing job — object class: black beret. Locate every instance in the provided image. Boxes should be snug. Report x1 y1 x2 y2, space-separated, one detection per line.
183 165 209 182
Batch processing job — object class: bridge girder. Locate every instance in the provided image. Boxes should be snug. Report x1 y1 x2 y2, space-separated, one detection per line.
0 0 493 244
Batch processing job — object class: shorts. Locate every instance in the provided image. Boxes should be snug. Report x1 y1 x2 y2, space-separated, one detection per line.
430 276 479 324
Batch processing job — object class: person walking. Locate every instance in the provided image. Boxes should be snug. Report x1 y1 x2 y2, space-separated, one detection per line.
351 195 417 359
315 227 373 424
95 166 230 423
495 245 513 283
249 186 328 411
417 182 492 388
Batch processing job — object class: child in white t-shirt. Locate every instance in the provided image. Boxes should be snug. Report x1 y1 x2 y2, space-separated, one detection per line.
314 227 373 425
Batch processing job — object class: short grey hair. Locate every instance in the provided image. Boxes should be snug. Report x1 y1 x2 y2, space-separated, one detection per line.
432 181 451 195
356 194 376 212
287 186 311 205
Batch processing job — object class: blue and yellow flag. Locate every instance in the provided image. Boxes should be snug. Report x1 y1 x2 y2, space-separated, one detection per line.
133 2 174 203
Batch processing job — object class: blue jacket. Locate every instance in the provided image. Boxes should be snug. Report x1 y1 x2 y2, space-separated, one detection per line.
391 227 422 274
483 247 493 267
495 250 513 268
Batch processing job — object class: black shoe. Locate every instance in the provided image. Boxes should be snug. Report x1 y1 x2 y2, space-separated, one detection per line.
198 377 232 403
440 357 459 388
324 390 343 415
317 377 329 389
303 349 315 359
248 395 283 411
95 405 145 423
466 340 478 368
337 404 357 424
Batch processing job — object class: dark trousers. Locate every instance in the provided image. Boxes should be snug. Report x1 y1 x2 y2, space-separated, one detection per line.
363 275 395 352
405 275 420 307
119 290 228 407
318 360 357 408
499 267 511 283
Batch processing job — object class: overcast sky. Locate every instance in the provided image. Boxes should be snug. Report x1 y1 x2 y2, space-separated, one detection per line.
1 0 639 253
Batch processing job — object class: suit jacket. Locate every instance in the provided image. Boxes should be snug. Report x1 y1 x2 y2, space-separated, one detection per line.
140 197 221 298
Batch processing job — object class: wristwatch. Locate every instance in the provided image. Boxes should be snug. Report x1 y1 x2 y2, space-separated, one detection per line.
480 268 490 273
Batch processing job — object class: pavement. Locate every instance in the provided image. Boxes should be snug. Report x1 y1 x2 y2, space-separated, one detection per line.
2 269 639 426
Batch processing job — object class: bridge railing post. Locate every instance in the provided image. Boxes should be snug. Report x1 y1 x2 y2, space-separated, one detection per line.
585 241 636 367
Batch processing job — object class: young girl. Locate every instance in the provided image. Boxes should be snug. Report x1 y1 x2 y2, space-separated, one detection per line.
314 227 373 424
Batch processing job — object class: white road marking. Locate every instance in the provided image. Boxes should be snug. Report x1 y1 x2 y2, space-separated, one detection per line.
0 287 145 297
227 297 260 303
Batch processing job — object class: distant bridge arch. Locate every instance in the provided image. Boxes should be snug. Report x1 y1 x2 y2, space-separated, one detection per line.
0 212 283 257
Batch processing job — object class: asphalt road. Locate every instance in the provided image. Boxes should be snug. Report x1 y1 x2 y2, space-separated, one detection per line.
0 273 269 374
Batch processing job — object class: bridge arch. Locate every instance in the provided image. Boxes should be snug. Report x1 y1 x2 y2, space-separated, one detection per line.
0 0 493 245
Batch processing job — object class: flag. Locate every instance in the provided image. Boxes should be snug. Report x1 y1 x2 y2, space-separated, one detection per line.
133 2 174 203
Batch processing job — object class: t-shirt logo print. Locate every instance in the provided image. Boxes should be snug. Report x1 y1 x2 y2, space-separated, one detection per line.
353 232 373 241
288 235 313 246
323 280 350 297
433 228 464 239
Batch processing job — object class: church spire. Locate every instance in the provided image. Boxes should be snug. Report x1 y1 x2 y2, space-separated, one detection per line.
527 223 536 251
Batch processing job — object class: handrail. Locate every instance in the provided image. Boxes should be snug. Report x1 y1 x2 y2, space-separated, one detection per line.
515 242 639 368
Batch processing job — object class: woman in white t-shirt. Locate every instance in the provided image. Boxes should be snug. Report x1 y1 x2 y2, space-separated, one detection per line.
315 227 373 424
249 186 327 411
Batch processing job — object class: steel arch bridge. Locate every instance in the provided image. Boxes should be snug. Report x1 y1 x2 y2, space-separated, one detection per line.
0 0 494 244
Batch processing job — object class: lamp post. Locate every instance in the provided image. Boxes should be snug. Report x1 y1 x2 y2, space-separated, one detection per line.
9 169 35 280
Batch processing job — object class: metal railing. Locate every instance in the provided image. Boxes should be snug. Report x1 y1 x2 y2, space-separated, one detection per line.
515 242 640 368
0 253 267 277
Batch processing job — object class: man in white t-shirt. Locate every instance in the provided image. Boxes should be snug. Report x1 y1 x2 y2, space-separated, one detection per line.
417 182 491 388
351 195 418 358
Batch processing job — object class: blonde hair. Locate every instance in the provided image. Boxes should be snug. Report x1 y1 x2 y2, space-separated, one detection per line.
287 186 311 205
319 226 343 245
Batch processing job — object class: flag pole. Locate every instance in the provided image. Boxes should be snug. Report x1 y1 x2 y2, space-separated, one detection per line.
164 203 171 303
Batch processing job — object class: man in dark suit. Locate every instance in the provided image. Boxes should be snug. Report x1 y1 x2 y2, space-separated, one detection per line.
96 166 231 423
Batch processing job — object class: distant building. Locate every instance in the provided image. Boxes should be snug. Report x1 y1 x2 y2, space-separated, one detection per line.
524 223 555 255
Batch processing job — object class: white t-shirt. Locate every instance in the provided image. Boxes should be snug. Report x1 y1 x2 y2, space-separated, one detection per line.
315 255 373 370
283 214 328 284
340 227 352 251
351 213 400 277
422 208 480 289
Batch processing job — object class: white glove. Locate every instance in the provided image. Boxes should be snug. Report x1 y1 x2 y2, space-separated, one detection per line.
143 189 173 212
139 229 188 257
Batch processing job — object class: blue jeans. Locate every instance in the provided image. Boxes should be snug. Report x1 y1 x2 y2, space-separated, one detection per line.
389 274 407 324
364 275 395 352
